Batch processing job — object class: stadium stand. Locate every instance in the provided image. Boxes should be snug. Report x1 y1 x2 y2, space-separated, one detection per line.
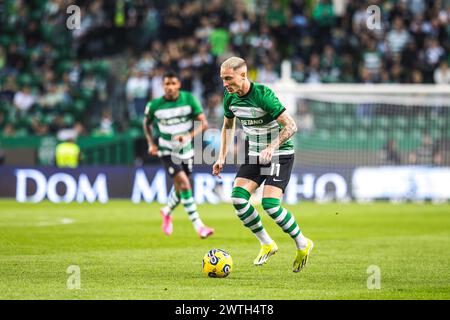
0 0 449 165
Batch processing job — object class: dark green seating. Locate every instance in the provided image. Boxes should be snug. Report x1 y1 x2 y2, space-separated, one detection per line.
374 116 390 129
335 128 348 140
63 114 75 126
393 116 408 129
412 116 427 130
354 129 368 140
359 117 372 130
73 99 86 118
340 115 354 129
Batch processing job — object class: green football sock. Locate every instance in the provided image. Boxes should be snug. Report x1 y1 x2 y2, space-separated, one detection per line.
262 198 307 249
166 187 180 214
231 187 273 245
180 189 203 229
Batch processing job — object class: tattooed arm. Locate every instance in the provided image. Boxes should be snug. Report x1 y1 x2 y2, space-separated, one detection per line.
260 111 297 164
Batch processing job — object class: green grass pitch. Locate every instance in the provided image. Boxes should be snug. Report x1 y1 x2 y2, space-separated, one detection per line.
0 199 449 300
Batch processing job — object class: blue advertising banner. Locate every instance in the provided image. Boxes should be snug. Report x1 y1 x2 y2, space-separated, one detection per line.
0 165 354 204
1 165 448 203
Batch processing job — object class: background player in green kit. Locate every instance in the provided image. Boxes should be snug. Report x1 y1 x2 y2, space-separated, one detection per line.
143 71 214 239
212 57 313 272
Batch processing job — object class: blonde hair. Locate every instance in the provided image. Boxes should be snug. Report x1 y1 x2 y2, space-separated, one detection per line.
220 57 247 70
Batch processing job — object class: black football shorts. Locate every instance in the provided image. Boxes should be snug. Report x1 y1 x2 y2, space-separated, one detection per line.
160 155 193 177
235 154 294 192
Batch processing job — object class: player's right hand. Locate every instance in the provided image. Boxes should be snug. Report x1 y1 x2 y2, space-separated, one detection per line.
148 144 158 156
212 159 224 179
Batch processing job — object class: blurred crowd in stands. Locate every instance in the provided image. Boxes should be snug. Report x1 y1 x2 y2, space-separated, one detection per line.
0 0 449 139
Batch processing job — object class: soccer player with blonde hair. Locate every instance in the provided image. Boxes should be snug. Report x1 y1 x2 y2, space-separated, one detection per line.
213 57 313 272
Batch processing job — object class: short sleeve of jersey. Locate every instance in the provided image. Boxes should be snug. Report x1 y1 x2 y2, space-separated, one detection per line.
189 93 204 118
260 86 286 119
144 101 153 121
223 91 235 119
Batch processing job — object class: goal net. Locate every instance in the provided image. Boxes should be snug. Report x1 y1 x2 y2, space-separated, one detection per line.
269 82 450 203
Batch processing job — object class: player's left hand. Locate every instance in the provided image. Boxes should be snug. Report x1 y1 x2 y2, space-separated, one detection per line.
260 145 274 164
148 144 158 156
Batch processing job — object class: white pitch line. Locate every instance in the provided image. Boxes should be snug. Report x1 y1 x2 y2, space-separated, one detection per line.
35 218 75 227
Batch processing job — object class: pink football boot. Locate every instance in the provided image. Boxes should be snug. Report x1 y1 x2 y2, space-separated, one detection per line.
197 225 214 239
160 208 173 236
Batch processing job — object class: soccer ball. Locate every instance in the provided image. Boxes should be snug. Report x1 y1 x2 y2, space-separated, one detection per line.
202 249 233 278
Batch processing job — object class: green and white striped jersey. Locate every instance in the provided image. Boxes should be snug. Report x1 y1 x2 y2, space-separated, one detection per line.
145 91 203 159
223 82 294 156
